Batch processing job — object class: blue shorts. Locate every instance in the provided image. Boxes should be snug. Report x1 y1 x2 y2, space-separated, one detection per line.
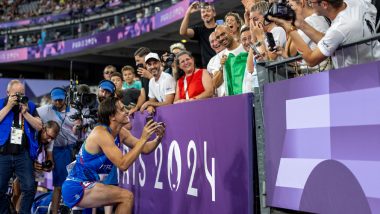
53 146 73 187
102 165 118 185
62 179 96 208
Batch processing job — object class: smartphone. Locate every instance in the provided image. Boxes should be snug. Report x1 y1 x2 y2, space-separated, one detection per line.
265 32 277 51
216 19 224 25
146 115 154 124
136 64 144 69
250 43 261 56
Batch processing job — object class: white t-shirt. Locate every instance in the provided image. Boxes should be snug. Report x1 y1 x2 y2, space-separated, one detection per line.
148 72 176 102
299 13 330 50
270 26 287 48
317 0 380 68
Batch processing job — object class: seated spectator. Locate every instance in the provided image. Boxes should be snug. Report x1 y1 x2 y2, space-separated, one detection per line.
121 65 142 90
269 0 380 68
174 51 213 103
224 12 244 42
140 53 176 114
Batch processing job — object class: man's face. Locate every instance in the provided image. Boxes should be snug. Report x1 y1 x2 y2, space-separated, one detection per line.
123 70 135 84
103 68 114 80
200 7 216 24
114 101 130 125
146 59 162 80
98 88 112 102
134 55 145 67
209 32 224 53
53 99 65 111
111 76 123 90
240 30 252 52
215 27 234 49
8 83 25 97
41 127 58 144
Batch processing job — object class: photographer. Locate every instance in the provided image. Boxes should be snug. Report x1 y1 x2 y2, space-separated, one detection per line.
269 0 380 68
162 42 186 76
36 87 82 214
12 120 60 213
0 79 42 214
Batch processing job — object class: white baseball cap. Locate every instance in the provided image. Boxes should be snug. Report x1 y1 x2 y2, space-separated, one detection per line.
144 52 160 63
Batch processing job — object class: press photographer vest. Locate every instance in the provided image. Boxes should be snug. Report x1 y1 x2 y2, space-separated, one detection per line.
0 98 39 160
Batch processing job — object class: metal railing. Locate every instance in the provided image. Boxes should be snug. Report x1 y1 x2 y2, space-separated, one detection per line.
253 33 380 214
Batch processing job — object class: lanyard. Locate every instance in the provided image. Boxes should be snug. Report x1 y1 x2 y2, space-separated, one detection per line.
184 71 195 100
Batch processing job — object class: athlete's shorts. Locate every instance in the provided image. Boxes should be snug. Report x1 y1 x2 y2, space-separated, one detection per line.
62 179 96 208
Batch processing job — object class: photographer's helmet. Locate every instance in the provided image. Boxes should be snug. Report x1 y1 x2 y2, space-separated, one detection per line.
98 80 116 95
50 87 67 101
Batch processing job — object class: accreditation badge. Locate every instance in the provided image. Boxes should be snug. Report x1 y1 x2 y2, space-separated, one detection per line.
10 127 23 145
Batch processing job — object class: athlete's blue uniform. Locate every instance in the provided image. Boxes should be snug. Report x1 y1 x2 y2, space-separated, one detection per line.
61 125 119 208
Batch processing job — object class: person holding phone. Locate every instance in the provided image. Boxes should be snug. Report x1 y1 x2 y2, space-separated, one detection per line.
179 1 217 68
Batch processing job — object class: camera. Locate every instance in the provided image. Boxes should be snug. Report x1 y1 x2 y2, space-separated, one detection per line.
41 160 53 169
14 92 28 104
161 53 176 67
264 0 295 23
136 64 144 69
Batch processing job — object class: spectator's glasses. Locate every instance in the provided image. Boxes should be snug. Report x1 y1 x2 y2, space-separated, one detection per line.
104 70 113 75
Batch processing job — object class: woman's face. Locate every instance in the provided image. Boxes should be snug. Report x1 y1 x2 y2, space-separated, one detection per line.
178 54 195 74
225 15 239 34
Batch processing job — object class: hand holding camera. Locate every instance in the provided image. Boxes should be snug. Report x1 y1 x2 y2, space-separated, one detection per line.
34 160 53 172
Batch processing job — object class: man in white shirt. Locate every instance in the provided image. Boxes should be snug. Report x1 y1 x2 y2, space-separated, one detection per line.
270 0 380 68
207 32 226 97
140 53 176 114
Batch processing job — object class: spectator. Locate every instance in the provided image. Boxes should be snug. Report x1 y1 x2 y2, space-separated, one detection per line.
103 65 116 80
224 12 244 42
129 47 153 116
36 87 82 214
0 79 43 214
174 51 213 103
61 97 164 213
269 0 380 68
207 31 226 97
213 25 245 96
180 1 217 68
170 42 186 55
140 53 176 114
121 66 142 90
250 1 287 61
111 72 140 108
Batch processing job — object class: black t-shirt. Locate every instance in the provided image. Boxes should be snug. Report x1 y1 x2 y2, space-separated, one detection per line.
141 77 150 98
192 24 217 68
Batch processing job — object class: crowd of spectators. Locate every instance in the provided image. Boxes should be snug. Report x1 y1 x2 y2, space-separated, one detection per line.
0 0 124 22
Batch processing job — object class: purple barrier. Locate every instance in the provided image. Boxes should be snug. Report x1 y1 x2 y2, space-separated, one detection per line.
264 60 380 213
119 94 254 214
0 0 216 63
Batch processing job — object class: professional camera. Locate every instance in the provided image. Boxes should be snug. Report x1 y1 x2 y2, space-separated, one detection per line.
71 93 97 110
264 0 295 23
162 53 175 67
41 160 53 169
14 92 28 104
